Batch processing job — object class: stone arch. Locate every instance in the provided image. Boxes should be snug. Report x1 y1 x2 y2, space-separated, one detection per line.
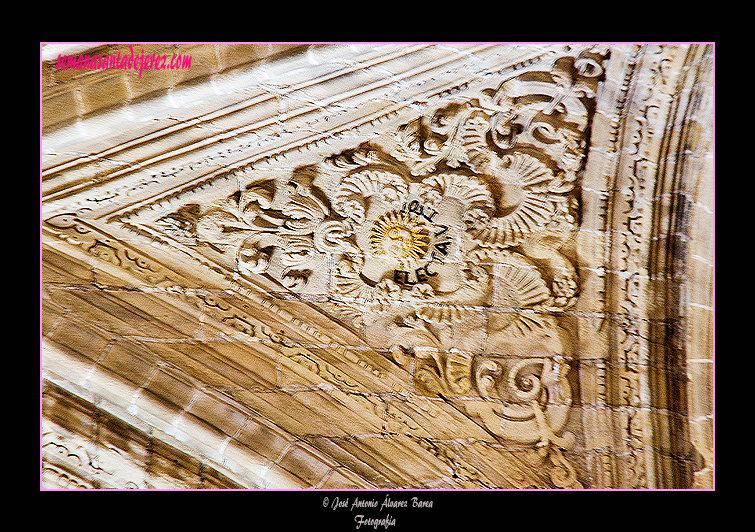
577 43 714 488
42 43 714 490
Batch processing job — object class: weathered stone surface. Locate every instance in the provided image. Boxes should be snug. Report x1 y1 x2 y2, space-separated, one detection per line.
41 42 714 490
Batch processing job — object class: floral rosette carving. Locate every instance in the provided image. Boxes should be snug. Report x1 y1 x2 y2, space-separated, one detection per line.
329 166 502 355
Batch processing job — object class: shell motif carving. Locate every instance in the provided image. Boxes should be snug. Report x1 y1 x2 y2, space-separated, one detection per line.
153 48 605 447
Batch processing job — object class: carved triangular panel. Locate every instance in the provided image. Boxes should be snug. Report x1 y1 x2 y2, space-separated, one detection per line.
42 43 714 490
112 46 605 449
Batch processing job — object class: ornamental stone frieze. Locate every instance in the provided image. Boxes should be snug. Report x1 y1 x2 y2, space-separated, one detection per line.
42 43 714 490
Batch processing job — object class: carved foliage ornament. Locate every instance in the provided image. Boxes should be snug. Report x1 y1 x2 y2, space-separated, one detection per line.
156 48 605 448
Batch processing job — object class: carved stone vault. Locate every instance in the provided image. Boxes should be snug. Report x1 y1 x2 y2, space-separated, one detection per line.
41 43 714 489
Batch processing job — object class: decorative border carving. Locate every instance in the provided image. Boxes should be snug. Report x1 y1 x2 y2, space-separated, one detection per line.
43 213 183 286
582 43 707 488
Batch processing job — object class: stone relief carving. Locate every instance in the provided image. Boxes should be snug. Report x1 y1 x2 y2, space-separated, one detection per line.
43 213 182 287
42 43 714 490
42 423 155 489
62 47 603 453
577 43 686 488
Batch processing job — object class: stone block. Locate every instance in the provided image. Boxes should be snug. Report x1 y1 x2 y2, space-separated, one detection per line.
687 255 713 309
186 392 249 438
97 344 156 388
687 304 714 361
689 201 714 264
575 314 611 361
221 438 270 482
387 397 497 442
79 72 130 114
574 266 608 314
138 341 273 394
42 387 98 439
42 89 80 128
41 299 65 337
146 370 196 411
234 418 294 463
171 44 221 85
286 389 385 435
146 443 201 489
686 360 713 419
303 346 411 395
277 443 335 487
208 341 280 389
42 247 95 285
317 468 374 489
132 388 183 428
262 462 311 489
688 415 714 467
235 389 350 438
339 435 452 487
170 412 230 462
45 318 112 362
576 227 607 269
692 466 714 489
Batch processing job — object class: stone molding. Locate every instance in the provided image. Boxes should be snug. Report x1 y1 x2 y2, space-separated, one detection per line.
41 43 308 130
577 43 714 488
41 43 714 489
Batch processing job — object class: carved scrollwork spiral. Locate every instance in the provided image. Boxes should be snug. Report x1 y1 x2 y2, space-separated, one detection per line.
468 355 573 446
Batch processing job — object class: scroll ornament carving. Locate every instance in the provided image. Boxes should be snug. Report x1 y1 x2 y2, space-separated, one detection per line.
42 426 155 489
191 176 356 290
160 48 604 450
43 214 180 286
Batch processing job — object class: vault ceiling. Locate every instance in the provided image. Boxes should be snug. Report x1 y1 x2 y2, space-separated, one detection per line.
41 43 714 490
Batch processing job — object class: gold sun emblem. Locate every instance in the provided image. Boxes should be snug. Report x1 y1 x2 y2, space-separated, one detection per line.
369 210 430 263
